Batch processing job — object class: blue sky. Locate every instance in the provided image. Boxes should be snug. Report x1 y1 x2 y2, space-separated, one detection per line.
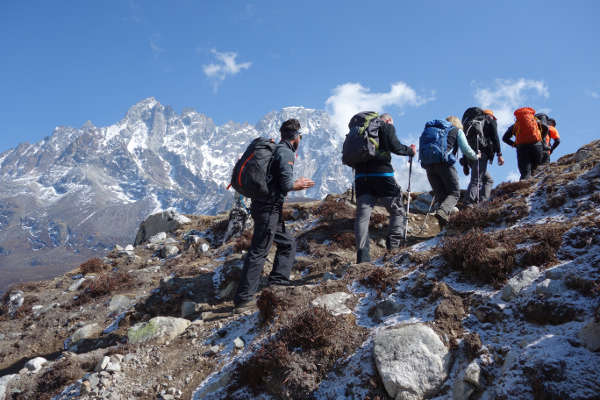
1 0 599 183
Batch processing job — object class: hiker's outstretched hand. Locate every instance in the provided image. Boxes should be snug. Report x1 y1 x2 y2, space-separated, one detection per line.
498 155 505 166
409 144 416 157
293 177 315 191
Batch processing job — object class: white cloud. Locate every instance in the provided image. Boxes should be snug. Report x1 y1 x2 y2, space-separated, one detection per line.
474 78 549 133
586 89 599 99
325 82 432 137
149 35 164 58
202 49 252 92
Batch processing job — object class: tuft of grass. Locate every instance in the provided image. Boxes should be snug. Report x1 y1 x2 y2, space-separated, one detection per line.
360 268 396 297
72 271 133 307
79 258 105 274
440 229 517 288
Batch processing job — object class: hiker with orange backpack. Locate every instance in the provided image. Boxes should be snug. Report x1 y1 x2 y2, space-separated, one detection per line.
535 113 561 164
232 119 314 313
502 107 549 180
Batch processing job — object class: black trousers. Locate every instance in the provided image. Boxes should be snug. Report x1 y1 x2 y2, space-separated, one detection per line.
234 201 295 305
516 142 543 180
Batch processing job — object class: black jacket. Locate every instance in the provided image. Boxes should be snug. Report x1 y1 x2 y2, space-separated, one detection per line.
354 123 413 174
355 123 413 198
484 115 502 157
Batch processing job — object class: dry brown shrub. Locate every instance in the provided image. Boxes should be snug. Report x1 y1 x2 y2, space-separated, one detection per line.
564 274 600 297
370 213 387 226
234 307 366 398
79 257 105 274
360 268 396 297
546 195 566 209
315 196 354 221
448 196 529 232
491 180 534 198
72 271 134 306
441 229 517 287
332 232 355 249
10 358 85 400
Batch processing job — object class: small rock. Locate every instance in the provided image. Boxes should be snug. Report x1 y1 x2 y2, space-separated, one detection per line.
128 316 191 344
19 367 28 374
578 320 600 351
372 299 404 321
233 337 245 349
7 290 24 316
24 357 48 373
70 323 102 344
149 232 167 244
501 266 541 301
200 243 210 253
109 294 132 313
535 279 563 297
311 292 353 316
68 278 86 292
125 244 134 251
71 274 84 280
87 372 100 388
123 354 135 363
181 301 201 318
161 245 179 259
464 361 481 388
81 380 92 394
377 239 387 248
96 356 110 372
114 245 124 251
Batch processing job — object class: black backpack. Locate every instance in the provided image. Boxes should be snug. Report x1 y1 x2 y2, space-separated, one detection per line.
461 107 489 152
230 137 277 198
341 111 384 168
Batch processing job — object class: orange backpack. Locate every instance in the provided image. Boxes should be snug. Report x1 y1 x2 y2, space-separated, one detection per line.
514 107 542 145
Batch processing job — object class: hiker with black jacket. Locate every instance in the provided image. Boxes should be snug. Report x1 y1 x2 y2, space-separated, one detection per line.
502 107 549 180
233 119 314 313
535 113 561 164
464 109 504 205
354 113 416 263
420 116 480 227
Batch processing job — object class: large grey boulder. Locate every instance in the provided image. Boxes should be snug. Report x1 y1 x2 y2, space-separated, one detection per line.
109 295 132 314
501 266 541 301
161 245 180 259
128 316 190 344
311 292 353 316
374 323 450 400
134 210 191 246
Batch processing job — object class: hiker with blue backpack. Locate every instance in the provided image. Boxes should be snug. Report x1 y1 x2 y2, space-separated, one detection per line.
419 116 480 227
342 112 416 263
230 118 315 313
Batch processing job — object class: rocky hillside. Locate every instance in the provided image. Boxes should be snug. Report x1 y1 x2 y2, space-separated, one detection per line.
0 141 599 400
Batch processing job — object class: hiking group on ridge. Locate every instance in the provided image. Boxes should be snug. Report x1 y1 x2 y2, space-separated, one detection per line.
227 107 560 312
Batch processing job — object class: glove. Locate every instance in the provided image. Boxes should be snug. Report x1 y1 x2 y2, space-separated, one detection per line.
409 144 416 157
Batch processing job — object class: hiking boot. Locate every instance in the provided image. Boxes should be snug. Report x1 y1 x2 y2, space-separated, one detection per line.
232 298 257 315
434 211 449 228
268 279 293 288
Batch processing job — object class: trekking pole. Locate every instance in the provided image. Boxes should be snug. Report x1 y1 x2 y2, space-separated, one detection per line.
476 140 480 205
351 169 356 203
404 156 413 241
419 194 436 234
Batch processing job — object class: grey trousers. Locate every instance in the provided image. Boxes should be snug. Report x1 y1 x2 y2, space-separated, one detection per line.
424 163 460 220
355 193 405 263
466 154 493 204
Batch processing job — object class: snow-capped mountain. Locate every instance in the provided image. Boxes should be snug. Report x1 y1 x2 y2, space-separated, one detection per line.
0 98 354 289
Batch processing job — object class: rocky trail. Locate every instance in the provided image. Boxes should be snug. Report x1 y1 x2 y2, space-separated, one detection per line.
1 140 599 400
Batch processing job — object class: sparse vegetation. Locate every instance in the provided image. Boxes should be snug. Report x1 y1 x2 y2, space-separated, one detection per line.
72 271 134 307
441 229 517 287
79 257 105 274
257 289 286 324
360 268 397 297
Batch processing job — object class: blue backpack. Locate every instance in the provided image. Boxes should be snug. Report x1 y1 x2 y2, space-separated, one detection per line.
418 120 457 167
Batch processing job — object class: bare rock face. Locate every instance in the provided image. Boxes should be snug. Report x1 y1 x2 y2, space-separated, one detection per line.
501 266 541 301
127 316 190 344
374 323 450 400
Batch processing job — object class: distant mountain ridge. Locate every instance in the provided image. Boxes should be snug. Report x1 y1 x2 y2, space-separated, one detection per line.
0 98 353 290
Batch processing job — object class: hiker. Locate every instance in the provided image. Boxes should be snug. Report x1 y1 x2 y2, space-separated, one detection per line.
461 108 504 204
420 116 480 227
233 119 314 313
353 113 415 263
222 194 250 245
502 107 549 180
535 113 560 164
